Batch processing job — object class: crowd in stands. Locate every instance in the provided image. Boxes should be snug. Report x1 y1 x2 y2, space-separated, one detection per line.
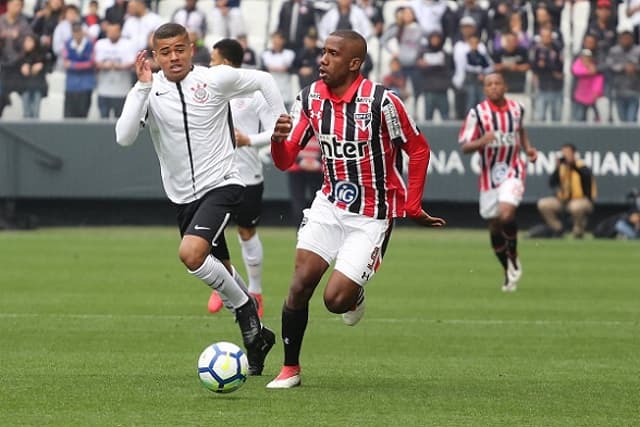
2 0 640 123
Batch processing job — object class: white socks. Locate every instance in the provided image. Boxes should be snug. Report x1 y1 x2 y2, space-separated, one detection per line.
238 233 263 294
189 255 249 309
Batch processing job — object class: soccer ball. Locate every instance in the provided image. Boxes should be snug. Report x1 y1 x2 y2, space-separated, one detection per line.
197 342 249 393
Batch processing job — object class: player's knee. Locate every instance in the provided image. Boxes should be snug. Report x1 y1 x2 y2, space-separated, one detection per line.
323 293 351 314
178 243 207 271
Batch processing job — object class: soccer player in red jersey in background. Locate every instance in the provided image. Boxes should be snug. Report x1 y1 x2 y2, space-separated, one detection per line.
266 30 446 389
458 72 538 292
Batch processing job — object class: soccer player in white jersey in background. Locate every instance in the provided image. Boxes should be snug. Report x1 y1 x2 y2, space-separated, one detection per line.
458 72 538 292
207 38 275 318
266 30 445 389
115 23 286 375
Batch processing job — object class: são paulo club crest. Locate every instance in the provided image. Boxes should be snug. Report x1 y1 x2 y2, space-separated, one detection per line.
334 181 359 205
191 83 209 103
354 112 371 131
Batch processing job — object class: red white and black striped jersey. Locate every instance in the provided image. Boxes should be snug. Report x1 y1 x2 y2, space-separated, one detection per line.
271 75 431 220
458 98 526 192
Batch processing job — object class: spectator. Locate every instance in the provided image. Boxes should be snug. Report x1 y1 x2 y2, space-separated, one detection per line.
121 0 163 52
532 4 564 49
286 137 323 227
530 27 564 122
84 0 102 40
171 0 207 38
63 22 95 118
94 21 135 119
628 0 640 44
417 31 452 120
451 0 489 43
261 31 295 110
463 33 493 113
571 48 604 121
210 0 245 39
537 143 597 238
590 0 621 32
105 0 128 26
356 0 384 38
383 57 409 101
606 30 640 122
492 31 530 97
317 0 372 42
380 6 423 104
411 0 449 40
492 10 530 51
31 0 64 58
532 0 564 32
18 34 48 118
292 30 322 89
487 0 528 42
52 5 82 70
277 0 317 51
452 16 490 119
0 0 33 117
588 0 617 58
237 33 257 68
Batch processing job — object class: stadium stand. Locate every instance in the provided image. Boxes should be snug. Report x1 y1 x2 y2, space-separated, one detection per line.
1 0 638 122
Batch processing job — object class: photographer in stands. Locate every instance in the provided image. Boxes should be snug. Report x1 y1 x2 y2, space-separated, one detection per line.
537 143 597 238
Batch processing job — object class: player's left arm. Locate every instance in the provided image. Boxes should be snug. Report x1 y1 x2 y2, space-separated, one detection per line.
210 65 287 117
237 92 278 148
385 93 445 227
519 127 538 162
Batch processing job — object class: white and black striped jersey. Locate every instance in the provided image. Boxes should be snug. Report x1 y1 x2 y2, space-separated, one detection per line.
230 92 276 186
116 65 285 204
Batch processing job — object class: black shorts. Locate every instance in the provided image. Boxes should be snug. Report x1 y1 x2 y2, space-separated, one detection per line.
233 182 264 228
175 185 244 261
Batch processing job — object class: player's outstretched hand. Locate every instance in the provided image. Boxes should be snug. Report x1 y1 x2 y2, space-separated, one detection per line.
271 114 292 143
410 210 446 227
135 50 153 84
526 147 538 163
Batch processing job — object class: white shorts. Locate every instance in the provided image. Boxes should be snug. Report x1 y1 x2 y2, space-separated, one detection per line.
479 178 525 219
297 194 392 286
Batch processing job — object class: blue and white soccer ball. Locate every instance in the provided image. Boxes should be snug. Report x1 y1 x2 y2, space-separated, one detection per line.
197 341 249 393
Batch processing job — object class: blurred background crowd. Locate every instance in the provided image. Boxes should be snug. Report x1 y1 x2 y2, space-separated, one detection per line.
2 0 640 123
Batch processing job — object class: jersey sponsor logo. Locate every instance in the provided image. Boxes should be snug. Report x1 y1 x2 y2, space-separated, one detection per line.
334 180 359 205
382 102 402 139
356 96 373 103
354 112 371 131
491 162 509 184
309 92 321 100
190 83 209 103
318 134 367 160
194 225 211 230
155 90 170 96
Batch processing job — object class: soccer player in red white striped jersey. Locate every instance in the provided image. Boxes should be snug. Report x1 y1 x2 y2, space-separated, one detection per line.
458 72 538 292
266 30 445 389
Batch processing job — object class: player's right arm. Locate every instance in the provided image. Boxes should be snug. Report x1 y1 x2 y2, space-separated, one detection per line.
458 108 494 154
115 50 152 147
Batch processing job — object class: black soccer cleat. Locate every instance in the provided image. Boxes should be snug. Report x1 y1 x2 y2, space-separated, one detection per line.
246 326 276 376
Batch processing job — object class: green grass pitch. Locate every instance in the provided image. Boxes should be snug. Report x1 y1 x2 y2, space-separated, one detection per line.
1 227 639 426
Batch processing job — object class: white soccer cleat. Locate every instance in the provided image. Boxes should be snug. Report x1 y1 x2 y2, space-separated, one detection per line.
342 289 365 326
501 280 517 293
506 257 522 285
266 366 301 389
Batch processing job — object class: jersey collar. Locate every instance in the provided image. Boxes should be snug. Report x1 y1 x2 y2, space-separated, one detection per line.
486 98 510 113
316 74 364 103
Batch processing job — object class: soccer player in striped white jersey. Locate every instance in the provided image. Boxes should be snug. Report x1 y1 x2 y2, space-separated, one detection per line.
206 39 276 318
265 30 445 389
458 72 538 292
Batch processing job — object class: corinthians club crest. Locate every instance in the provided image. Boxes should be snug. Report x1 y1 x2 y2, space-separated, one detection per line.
191 83 209 103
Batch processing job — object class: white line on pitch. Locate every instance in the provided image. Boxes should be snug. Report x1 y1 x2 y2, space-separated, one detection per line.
0 312 636 326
